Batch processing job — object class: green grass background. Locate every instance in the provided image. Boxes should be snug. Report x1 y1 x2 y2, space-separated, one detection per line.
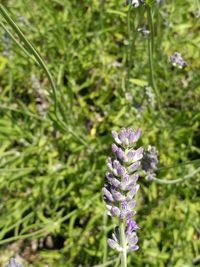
0 0 200 266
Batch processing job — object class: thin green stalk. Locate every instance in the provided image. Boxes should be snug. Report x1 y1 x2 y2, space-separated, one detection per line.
0 4 88 146
114 256 121 267
153 167 200 185
0 227 47 245
119 220 127 267
126 5 132 92
99 0 105 38
0 4 57 109
126 6 136 92
0 21 38 65
103 211 108 264
157 159 200 172
91 256 120 267
146 5 160 109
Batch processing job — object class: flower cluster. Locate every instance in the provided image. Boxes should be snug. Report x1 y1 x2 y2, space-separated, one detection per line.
142 145 158 180
5 258 24 267
102 128 143 252
169 52 187 69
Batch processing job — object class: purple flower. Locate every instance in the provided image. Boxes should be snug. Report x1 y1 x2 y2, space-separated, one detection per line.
169 52 187 69
103 127 143 252
142 145 159 181
5 258 24 267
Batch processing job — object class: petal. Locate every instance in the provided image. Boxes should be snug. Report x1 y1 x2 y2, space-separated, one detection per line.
112 131 122 145
107 239 122 252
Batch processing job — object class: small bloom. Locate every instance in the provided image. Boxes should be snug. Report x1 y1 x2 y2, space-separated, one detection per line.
142 145 159 181
5 258 24 267
111 206 121 217
126 219 139 235
169 52 187 69
127 232 139 251
107 238 122 252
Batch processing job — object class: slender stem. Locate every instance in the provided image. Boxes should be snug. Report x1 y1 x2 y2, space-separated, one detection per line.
153 167 200 185
0 5 88 146
0 21 38 65
126 6 131 92
103 211 108 264
146 5 160 109
0 4 57 109
157 159 200 172
119 220 127 267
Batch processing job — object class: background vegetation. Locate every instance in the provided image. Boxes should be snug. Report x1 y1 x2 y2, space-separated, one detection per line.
0 0 199 266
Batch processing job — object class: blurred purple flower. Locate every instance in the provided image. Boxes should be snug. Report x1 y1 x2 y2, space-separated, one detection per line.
5 258 24 267
141 145 159 181
169 52 187 69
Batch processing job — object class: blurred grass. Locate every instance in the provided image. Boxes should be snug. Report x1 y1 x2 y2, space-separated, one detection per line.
0 0 200 266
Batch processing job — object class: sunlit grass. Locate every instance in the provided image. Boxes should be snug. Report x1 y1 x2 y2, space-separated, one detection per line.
0 0 199 266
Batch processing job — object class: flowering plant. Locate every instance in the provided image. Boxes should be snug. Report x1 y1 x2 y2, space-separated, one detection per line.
102 127 143 266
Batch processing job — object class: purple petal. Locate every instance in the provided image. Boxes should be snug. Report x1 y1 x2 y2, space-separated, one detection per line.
126 147 144 162
112 143 118 153
128 161 140 173
107 239 122 252
126 184 140 200
102 187 114 202
112 131 122 145
128 128 140 144
113 159 120 169
127 233 138 245
111 206 121 217
112 191 126 201
127 199 136 210
116 148 125 160
130 245 139 251
126 219 139 234
111 179 121 188
119 128 129 145
133 128 141 142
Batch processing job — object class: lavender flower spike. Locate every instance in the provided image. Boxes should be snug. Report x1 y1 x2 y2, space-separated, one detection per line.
102 127 143 266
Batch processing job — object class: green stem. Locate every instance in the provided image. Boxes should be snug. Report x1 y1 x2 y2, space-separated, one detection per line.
0 21 37 65
126 6 131 92
103 211 108 264
153 167 200 185
146 5 160 109
119 220 127 267
0 5 88 146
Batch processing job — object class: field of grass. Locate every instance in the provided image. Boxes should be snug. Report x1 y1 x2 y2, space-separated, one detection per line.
0 0 200 266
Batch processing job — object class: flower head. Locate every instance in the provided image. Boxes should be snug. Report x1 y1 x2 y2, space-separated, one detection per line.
141 145 159 181
5 258 24 267
169 52 187 69
103 127 143 252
